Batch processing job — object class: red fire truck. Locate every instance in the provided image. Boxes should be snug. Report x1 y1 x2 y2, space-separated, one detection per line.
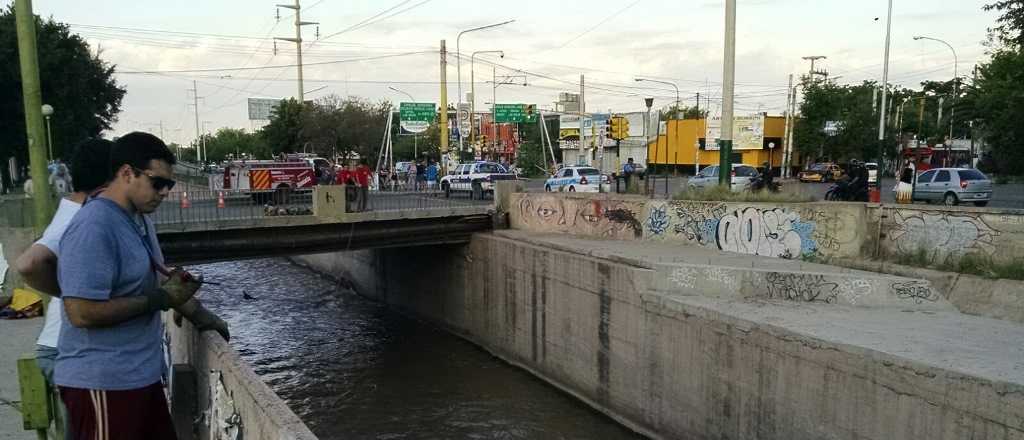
219 154 331 203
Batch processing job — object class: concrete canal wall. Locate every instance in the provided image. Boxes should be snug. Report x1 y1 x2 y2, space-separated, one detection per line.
295 232 1024 440
507 192 1024 266
166 318 318 440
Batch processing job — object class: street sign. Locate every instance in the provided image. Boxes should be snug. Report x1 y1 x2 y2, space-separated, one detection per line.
247 98 281 120
494 103 538 123
399 102 436 133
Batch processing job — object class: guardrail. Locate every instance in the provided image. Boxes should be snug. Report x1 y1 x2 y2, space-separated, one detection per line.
151 187 491 225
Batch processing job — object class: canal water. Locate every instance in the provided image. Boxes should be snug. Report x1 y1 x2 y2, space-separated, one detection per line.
193 258 644 440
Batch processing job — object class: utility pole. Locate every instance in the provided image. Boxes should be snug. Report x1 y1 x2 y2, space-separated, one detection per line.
275 0 318 102
580 74 586 166
784 79 797 178
918 96 926 138
802 55 828 82
782 74 794 178
15 0 54 229
189 81 202 163
878 0 893 163
719 0 736 186
439 39 449 170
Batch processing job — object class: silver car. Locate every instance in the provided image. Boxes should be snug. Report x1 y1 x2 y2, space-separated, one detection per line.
910 168 993 207
688 164 759 191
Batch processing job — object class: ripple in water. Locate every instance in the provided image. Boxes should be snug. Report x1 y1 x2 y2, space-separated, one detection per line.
191 258 645 440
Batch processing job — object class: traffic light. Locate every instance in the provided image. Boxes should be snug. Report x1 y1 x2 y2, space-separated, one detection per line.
525 104 536 118
609 116 629 140
605 123 613 139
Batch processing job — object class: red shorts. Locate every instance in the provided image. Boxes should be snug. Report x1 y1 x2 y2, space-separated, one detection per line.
59 382 176 440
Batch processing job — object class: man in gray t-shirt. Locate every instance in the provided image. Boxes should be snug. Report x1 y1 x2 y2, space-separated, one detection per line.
56 132 200 440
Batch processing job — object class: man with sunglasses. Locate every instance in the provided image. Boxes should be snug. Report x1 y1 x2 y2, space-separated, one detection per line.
53 132 203 440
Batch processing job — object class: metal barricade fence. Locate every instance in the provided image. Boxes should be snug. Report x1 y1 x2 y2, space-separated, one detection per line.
151 187 491 225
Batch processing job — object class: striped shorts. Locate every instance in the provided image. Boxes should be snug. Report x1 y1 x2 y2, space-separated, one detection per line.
59 383 176 440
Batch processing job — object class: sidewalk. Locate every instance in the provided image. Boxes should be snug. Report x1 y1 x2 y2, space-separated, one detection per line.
0 317 44 440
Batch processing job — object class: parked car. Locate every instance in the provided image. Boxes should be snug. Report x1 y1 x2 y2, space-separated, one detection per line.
902 168 993 206
799 163 843 182
688 164 759 191
440 161 518 199
544 166 611 193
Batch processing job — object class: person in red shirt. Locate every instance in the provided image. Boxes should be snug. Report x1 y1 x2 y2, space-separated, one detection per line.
336 163 357 212
354 160 372 211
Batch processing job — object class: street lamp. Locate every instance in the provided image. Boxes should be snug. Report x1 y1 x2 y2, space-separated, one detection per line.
635 78 680 117
41 104 54 161
388 86 419 159
457 20 515 154
470 50 504 158
913 35 958 141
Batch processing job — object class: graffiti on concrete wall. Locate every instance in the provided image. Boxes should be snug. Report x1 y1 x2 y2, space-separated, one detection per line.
517 195 644 239
891 280 940 304
889 210 999 261
764 272 840 303
669 201 727 245
716 208 817 259
646 204 670 236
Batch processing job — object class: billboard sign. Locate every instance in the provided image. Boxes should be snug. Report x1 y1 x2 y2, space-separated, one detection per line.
705 114 765 150
248 98 282 121
399 102 436 133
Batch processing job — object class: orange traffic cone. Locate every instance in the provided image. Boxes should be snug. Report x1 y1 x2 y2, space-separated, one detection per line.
180 191 191 209
217 191 225 209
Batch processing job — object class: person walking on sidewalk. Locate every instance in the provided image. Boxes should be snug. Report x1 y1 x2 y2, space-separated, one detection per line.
355 159 372 212
54 132 203 440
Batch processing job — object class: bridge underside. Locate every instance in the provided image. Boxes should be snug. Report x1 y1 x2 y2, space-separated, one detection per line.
159 214 493 265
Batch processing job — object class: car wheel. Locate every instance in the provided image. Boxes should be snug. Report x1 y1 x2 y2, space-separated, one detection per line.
472 182 483 200
943 192 959 206
545 184 552 192
973 201 989 207
568 185 576 192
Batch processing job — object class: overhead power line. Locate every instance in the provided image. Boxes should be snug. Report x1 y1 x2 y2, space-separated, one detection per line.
118 51 436 74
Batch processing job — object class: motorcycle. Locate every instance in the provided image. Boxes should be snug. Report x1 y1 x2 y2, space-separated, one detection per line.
825 178 868 202
749 174 781 193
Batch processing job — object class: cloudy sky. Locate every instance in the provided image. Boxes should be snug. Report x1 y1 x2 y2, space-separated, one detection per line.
34 0 996 146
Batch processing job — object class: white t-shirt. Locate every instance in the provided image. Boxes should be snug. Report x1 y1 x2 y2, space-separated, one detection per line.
35 198 81 348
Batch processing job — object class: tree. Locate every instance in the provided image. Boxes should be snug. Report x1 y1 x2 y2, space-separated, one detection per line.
973 48 1024 175
662 104 706 120
297 95 389 162
0 6 125 181
260 98 306 155
197 128 270 163
794 81 883 162
514 115 560 177
984 0 1024 47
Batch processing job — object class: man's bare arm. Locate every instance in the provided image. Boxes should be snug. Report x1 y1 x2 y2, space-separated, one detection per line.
14 244 61 297
63 296 151 328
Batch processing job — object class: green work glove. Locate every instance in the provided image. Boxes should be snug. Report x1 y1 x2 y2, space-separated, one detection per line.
188 304 231 341
147 268 201 312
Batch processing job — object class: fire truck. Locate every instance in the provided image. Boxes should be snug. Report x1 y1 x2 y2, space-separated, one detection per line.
219 154 331 203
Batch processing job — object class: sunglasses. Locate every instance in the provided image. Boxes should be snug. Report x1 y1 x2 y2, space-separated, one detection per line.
131 167 176 191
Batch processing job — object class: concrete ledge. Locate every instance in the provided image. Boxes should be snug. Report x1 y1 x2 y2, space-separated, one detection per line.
166 317 317 440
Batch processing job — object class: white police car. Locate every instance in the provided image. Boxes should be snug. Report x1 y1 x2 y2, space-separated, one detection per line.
544 166 610 192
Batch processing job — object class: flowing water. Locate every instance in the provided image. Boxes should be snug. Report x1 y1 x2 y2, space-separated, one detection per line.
193 258 644 440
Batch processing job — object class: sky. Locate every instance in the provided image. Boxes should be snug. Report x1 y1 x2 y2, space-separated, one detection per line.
30 0 998 147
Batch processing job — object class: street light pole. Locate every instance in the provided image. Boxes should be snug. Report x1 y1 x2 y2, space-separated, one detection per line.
41 104 54 161
457 20 514 156
635 78 680 116
913 35 958 140
388 86 418 159
877 0 893 164
720 0 737 186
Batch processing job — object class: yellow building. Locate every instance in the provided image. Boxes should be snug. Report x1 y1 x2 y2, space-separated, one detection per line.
646 116 797 171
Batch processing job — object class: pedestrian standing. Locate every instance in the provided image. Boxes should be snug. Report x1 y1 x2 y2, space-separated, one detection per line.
355 159 371 211
406 161 417 190
55 132 202 440
426 160 439 192
416 161 426 191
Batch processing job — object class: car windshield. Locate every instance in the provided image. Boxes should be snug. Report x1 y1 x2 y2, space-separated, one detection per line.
577 168 600 176
809 164 827 171
865 164 878 170
958 169 987 181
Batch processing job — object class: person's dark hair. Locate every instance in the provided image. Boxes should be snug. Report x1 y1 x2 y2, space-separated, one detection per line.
70 138 114 193
110 132 176 176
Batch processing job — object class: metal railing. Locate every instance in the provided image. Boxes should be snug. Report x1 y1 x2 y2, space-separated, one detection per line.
150 187 491 225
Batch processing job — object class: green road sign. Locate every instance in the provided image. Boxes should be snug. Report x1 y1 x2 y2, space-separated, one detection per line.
399 102 435 133
494 103 538 123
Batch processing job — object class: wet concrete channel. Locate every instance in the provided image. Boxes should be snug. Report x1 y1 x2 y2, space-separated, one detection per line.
191 258 644 440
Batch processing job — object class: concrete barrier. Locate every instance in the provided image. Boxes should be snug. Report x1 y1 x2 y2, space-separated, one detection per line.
509 192 1024 267
166 318 317 440
294 233 1024 439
